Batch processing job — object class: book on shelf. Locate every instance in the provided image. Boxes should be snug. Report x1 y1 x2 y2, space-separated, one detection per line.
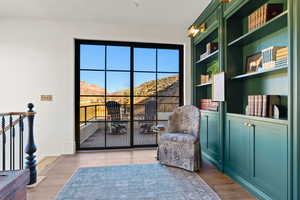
262 95 268 117
248 96 255 116
262 46 288 69
199 99 219 111
247 95 281 118
248 3 283 32
207 42 218 54
199 42 218 60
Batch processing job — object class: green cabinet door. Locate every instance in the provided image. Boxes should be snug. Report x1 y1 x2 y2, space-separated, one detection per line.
200 113 208 151
249 121 288 200
225 116 250 180
207 112 220 161
200 111 220 167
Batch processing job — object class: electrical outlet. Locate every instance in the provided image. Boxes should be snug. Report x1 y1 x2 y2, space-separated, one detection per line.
40 95 53 101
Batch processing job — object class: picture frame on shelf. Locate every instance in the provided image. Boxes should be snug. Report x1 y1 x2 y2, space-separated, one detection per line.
245 53 262 73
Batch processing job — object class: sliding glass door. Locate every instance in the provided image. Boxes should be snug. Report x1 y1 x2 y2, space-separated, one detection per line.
75 40 183 150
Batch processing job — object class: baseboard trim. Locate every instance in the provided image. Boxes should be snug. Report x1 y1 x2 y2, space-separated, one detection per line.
202 152 222 170
224 167 273 200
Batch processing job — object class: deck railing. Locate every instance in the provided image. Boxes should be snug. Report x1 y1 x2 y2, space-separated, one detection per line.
0 103 37 185
80 103 177 125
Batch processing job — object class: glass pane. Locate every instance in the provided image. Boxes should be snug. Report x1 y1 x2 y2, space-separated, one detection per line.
80 97 105 123
107 72 130 95
80 45 105 69
158 103 179 120
157 97 179 104
106 121 130 147
106 97 131 121
134 73 156 96
107 46 130 70
133 121 157 145
80 122 106 148
134 98 157 120
157 73 179 96
158 49 179 72
80 71 105 95
134 48 156 71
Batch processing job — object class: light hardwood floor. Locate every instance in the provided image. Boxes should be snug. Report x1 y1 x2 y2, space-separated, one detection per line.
27 150 256 200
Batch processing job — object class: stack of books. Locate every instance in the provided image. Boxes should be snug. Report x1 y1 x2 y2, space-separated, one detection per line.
261 46 288 69
247 95 281 117
248 3 283 32
199 99 219 111
275 47 288 67
200 42 218 60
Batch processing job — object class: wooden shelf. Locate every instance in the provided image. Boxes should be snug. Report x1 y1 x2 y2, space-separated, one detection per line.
228 11 288 47
227 113 288 125
200 109 219 114
195 82 212 87
195 50 219 64
231 65 288 80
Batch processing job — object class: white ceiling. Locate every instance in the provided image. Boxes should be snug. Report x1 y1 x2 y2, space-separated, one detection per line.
0 0 210 26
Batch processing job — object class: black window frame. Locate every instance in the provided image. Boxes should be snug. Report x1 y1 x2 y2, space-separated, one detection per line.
75 39 184 150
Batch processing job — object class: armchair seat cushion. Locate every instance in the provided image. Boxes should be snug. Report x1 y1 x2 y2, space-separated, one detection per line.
160 133 198 144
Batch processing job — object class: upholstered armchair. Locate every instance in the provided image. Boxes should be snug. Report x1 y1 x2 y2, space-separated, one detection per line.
158 105 201 172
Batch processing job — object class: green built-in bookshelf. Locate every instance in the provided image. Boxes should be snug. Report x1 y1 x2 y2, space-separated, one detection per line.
190 0 300 200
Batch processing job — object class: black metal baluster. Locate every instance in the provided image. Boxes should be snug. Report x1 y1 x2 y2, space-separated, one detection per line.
12 124 15 170
19 115 24 169
25 103 37 185
20 116 24 169
9 115 12 170
2 116 6 170
95 105 97 120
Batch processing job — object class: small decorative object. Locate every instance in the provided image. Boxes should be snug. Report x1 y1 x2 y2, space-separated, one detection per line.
188 25 200 37
245 105 250 115
212 72 225 102
200 75 210 84
273 105 287 119
219 0 231 2
246 53 262 73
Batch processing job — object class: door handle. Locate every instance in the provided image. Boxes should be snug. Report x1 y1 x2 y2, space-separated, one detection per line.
244 122 255 127
248 123 255 127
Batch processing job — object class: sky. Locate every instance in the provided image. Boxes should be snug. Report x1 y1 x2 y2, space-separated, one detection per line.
80 45 179 93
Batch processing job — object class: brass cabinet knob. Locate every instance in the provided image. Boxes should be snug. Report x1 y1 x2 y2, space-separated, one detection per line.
248 123 255 127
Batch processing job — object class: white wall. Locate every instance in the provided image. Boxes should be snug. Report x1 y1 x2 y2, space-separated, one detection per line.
0 18 192 160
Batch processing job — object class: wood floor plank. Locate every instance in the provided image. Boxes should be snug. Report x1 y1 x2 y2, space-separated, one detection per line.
27 150 255 200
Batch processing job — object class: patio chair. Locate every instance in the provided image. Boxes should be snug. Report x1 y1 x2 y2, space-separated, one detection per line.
139 100 157 134
106 101 127 135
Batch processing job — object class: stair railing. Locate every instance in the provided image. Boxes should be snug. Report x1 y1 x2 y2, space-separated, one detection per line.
0 103 37 185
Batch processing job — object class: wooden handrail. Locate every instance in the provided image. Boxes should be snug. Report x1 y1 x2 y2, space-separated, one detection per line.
0 116 27 135
0 112 36 117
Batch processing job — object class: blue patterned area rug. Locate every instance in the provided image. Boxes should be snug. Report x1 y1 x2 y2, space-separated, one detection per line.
55 164 221 200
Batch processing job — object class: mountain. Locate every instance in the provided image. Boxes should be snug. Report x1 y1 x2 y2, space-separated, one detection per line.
80 75 179 105
80 81 105 95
